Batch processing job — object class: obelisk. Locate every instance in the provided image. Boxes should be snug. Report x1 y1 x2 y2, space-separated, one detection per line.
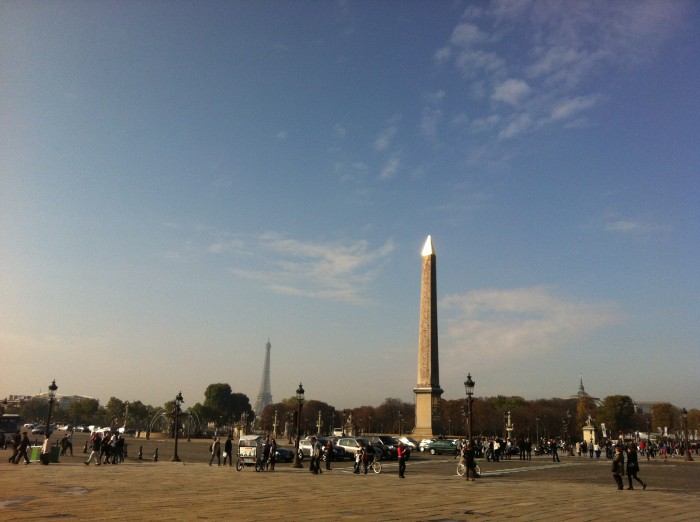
413 235 444 437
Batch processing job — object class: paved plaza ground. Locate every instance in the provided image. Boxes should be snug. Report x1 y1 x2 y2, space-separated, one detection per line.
1 435 698 521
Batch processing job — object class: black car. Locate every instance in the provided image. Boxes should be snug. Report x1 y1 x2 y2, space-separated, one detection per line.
297 436 347 461
274 446 294 462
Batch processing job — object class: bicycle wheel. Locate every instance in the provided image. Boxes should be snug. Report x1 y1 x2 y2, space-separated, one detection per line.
372 460 382 474
456 462 466 476
235 459 244 471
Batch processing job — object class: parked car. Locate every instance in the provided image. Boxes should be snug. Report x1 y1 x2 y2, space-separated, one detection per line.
398 436 419 450
419 438 435 452
297 436 347 461
426 438 459 455
31 424 57 435
365 435 407 460
336 437 386 460
274 446 294 463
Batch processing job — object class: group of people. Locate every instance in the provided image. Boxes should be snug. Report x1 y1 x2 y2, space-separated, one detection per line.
611 443 648 490
84 430 127 465
6 431 32 464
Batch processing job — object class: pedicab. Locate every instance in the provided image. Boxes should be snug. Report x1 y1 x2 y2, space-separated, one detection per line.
236 434 263 471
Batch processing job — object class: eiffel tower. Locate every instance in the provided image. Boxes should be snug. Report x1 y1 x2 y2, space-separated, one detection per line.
253 339 273 415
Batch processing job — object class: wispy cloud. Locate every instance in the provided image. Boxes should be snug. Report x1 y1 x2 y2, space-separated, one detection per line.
604 219 671 235
441 286 623 360
379 157 400 180
374 117 400 151
230 233 395 303
434 1 688 143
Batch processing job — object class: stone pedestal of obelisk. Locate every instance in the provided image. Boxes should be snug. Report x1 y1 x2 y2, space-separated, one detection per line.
413 236 444 438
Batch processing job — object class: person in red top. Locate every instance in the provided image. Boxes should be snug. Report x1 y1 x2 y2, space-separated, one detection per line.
397 440 407 478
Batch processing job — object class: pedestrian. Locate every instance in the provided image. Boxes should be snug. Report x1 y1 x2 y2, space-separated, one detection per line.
353 442 363 474
324 439 333 471
223 435 233 466
60 434 69 456
611 444 625 490
66 432 73 455
14 431 31 464
268 438 277 470
209 437 221 466
594 442 601 458
309 436 322 474
462 440 477 481
8 431 20 463
262 435 271 471
40 437 52 465
550 439 560 462
626 443 647 490
85 432 102 465
397 440 407 478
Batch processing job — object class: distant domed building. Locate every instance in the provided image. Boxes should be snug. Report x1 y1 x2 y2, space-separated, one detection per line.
568 377 603 407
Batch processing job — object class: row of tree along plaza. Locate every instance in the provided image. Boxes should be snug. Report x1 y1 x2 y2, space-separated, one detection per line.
2 380 698 455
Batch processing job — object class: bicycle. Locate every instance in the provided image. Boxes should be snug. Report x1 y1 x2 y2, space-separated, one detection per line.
456 461 480 478
370 455 382 474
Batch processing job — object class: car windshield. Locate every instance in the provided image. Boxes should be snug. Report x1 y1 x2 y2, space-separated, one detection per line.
379 436 399 444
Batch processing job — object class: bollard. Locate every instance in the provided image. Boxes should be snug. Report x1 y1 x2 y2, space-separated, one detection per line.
153 447 158 462
138 445 143 460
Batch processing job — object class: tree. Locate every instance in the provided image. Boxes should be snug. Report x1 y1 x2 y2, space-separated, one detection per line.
598 395 636 436
68 398 100 425
18 397 49 423
199 384 251 426
106 397 126 426
651 403 678 435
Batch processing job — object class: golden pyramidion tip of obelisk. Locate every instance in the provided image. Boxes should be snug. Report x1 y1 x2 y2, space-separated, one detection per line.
421 235 434 256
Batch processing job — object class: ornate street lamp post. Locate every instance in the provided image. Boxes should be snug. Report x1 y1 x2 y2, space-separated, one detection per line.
316 410 322 435
682 408 694 462
292 383 305 468
273 409 278 438
535 415 540 447
398 410 404 437
368 414 372 435
44 380 58 439
171 391 183 462
567 410 574 456
464 373 475 442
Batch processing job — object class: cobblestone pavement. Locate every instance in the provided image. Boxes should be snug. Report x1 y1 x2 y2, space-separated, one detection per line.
1 443 698 521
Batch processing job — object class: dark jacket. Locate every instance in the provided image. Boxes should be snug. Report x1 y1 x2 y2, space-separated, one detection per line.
626 449 639 473
611 449 625 475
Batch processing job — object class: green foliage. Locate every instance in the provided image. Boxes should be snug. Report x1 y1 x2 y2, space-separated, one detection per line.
199 383 252 424
68 397 100 424
651 402 678 433
598 395 636 434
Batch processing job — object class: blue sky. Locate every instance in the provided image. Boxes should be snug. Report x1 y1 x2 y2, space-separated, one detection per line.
2 1 698 411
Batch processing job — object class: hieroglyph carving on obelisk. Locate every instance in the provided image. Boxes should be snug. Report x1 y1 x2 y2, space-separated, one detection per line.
413 236 444 437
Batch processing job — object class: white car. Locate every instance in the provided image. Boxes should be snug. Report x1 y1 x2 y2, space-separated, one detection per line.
419 438 435 452
398 436 419 450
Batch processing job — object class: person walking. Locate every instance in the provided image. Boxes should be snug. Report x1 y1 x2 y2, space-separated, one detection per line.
209 437 221 466
268 438 277 470
223 435 233 466
626 443 647 490
85 432 102 465
353 442 363 474
14 432 31 464
611 444 625 490
462 441 477 481
550 439 560 462
324 439 333 471
310 436 322 474
8 431 20 463
397 440 407 478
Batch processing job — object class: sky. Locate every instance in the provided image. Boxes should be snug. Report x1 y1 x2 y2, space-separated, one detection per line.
1 1 698 412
